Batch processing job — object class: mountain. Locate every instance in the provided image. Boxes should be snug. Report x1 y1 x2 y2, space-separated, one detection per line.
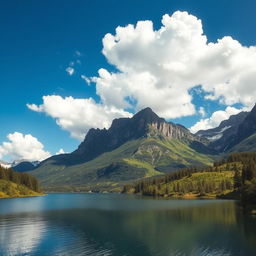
0 160 40 172
230 104 256 149
31 108 215 191
12 161 39 172
42 107 207 166
229 133 256 153
196 111 248 152
196 104 256 153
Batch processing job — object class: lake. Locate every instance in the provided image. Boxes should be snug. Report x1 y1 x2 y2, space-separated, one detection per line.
0 194 255 256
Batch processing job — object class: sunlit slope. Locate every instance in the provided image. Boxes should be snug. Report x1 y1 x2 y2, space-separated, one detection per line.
124 161 243 198
32 137 213 189
0 179 42 198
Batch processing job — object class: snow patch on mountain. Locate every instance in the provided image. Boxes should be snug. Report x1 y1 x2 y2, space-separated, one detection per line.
205 126 231 142
0 159 40 169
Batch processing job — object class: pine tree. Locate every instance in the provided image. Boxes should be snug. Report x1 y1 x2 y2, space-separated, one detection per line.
0 168 7 180
234 169 242 189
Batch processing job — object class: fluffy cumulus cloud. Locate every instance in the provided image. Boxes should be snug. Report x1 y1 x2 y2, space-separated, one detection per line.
92 11 256 118
190 106 243 133
0 132 51 161
28 11 256 137
27 96 132 140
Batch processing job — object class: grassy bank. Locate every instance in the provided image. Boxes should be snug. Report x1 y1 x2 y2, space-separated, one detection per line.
0 179 44 199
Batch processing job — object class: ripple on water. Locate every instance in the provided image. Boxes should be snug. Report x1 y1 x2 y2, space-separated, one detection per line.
0 194 255 256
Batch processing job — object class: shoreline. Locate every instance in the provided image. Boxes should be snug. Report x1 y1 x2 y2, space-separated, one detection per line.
0 193 46 200
43 190 236 200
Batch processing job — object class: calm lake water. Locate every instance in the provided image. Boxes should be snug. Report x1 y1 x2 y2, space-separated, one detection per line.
0 194 256 256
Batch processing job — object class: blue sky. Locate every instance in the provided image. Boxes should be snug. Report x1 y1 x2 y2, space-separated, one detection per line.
0 0 256 162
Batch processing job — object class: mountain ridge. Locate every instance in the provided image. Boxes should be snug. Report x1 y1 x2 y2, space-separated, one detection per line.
29 105 256 191
196 110 249 152
31 107 214 191
41 107 206 167
196 104 256 153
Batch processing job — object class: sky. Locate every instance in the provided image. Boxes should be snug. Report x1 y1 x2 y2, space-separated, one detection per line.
0 0 256 162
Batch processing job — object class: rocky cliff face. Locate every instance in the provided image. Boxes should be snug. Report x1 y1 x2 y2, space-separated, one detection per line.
149 122 194 140
73 108 202 162
31 108 215 187
38 107 206 168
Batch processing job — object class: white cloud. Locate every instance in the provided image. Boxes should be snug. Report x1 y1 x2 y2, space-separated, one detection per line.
27 95 132 140
26 103 43 112
66 67 75 76
0 132 51 161
81 75 91 85
28 11 256 137
56 148 65 155
198 107 206 118
190 106 243 133
92 11 256 118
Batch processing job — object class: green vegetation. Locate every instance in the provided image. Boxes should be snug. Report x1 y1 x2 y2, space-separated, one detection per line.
230 133 256 153
123 164 237 198
227 153 256 214
32 137 214 191
123 152 256 214
0 165 42 198
0 179 43 198
134 138 213 171
122 158 161 177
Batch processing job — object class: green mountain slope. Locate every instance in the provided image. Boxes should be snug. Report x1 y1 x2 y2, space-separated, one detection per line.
229 133 256 152
32 137 214 191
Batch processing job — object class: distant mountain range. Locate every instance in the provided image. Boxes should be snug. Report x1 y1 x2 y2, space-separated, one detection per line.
197 104 256 153
5 104 256 192
196 111 248 150
0 160 40 172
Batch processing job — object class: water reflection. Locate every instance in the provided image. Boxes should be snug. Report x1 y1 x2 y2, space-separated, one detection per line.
0 214 46 255
0 194 256 256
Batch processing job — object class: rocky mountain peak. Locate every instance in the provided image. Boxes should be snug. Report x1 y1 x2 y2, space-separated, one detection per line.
132 107 164 124
72 108 199 163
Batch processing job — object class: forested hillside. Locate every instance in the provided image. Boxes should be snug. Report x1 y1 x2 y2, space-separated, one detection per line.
0 166 42 198
123 153 256 213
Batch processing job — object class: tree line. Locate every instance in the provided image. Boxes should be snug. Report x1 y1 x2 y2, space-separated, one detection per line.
229 153 256 211
123 160 239 195
0 165 40 192
123 152 256 209
217 152 256 210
